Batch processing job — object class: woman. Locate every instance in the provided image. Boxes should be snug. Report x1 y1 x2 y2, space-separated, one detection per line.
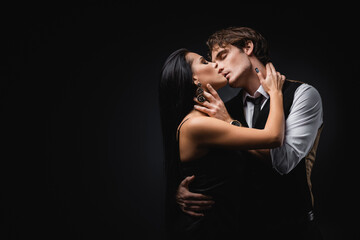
159 48 285 239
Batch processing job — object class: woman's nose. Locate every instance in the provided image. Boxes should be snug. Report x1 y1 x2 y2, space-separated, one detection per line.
214 62 224 73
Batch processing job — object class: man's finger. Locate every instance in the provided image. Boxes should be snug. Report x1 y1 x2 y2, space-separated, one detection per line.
184 205 213 212
206 84 220 100
182 209 204 217
180 175 195 188
181 192 213 200
194 105 212 115
182 199 215 206
193 97 210 107
202 91 215 102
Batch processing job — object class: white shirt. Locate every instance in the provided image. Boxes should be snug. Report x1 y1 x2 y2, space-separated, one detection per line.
242 84 323 175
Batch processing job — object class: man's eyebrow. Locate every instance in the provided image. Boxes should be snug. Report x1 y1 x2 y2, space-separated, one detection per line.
214 49 227 60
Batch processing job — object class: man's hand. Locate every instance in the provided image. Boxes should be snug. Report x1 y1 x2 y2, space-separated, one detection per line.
193 84 232 123
176 175 214 217
248 149 272 167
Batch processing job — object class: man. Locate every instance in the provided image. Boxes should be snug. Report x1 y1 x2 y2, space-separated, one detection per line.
176 27 323 239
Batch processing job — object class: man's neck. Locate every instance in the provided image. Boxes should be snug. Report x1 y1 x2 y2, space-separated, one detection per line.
243 74 261 96
243 64 266 95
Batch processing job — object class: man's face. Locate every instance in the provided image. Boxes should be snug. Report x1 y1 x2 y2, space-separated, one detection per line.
211 44 252 88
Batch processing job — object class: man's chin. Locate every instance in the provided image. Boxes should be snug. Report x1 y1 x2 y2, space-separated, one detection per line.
228 80 239 88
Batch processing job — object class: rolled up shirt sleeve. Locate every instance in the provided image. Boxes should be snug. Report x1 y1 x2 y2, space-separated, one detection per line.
270 84 323 175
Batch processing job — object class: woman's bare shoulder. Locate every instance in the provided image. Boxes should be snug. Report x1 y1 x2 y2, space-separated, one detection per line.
181 116 227 138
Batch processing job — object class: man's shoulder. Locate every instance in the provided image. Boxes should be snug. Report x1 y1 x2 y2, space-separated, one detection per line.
293 82 321 99
286 80 319 92
283 79 303 92
286 79 305 84
284 80 321 98
291 82 323 114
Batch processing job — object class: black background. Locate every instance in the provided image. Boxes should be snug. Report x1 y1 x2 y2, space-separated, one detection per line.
2 2 359 240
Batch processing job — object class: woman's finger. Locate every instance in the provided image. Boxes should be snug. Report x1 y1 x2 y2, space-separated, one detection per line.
255 68 265 82
266 63 272 77
269 62 276 75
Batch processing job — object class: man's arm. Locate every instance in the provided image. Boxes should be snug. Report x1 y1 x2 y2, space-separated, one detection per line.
270 84 323 174
248 149 272 166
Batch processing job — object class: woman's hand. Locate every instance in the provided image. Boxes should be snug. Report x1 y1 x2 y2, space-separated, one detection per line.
256 62 285 94
193 83 233 123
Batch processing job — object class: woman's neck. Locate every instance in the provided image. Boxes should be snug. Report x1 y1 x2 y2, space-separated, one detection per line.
184 108 207 120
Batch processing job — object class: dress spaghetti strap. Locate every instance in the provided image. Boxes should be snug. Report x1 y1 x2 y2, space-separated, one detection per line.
176 118 190 141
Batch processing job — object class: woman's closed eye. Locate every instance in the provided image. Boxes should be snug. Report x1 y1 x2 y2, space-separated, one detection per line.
201 58 209 64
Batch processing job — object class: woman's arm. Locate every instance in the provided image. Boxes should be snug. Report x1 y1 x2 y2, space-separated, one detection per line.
184 114 282 151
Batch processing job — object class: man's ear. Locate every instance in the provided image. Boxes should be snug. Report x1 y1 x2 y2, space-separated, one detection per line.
243 40 254 56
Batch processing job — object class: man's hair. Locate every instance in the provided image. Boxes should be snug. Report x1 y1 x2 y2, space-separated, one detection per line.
206 26 270 65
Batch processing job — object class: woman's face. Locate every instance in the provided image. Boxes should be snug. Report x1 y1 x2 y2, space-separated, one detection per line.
186 52 227 90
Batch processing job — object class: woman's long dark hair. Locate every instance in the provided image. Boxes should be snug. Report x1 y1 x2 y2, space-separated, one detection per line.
158 48 196 233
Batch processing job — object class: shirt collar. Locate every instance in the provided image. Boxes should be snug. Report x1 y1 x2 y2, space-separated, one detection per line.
242 85 269 104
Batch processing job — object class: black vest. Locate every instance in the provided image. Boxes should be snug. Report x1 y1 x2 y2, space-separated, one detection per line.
225 80 313 223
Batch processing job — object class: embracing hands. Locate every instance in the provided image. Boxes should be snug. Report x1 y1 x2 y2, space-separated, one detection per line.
176 175 214 217
193 63 285 121
179 63 285 217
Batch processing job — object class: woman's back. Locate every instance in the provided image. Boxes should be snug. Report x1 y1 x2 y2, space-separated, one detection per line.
175 118 246 239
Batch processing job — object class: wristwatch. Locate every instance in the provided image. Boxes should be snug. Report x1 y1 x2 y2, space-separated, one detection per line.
230 120 241 127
